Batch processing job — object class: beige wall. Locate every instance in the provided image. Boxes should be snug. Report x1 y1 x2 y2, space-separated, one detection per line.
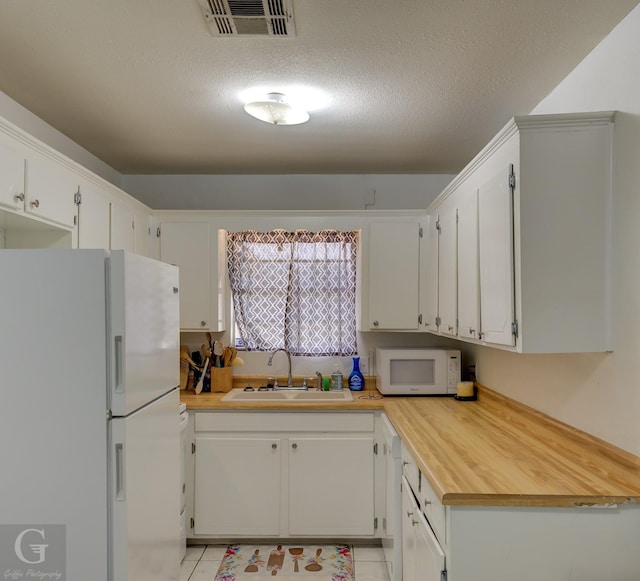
469 4 640 455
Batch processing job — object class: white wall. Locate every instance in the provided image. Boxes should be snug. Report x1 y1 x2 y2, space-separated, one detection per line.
122 173 455 211
468 4 640 455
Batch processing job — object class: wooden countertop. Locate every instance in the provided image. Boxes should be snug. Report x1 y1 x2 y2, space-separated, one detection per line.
181 379 640 508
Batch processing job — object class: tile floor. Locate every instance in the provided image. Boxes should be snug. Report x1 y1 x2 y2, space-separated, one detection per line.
180 544 391 581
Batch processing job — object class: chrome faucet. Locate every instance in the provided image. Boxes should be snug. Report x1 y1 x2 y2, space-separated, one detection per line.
268 348 294 388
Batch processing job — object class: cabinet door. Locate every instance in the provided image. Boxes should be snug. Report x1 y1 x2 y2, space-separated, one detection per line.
457 185 480 340
77 184 110 249
438 205 457 337
194 437 281 535
0 135 26 212
159 222 213 330
424 213 439 332
414 510 446 581
25 154 78 229
110 199 135 252
288 437 374 535
478 166 515 346
369 221 420 330
134 207 150 257
402 477 417 581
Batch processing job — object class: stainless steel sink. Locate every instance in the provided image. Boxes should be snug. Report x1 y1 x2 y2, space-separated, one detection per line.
221 388 353 402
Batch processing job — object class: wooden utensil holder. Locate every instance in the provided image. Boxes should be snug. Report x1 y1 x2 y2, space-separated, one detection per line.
210 366 233 392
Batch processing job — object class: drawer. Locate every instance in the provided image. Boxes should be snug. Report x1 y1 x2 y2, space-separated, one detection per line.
195 411 375 432
420 473 446 546
401 442 420 495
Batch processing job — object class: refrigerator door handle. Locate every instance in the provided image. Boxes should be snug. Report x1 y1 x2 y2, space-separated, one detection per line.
115 442 126 501
114 335 124 393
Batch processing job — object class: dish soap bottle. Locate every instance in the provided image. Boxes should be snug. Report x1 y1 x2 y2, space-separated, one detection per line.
348 356 365 391
331 364 343 390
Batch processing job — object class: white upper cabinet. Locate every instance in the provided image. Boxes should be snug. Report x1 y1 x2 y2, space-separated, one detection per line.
77 182 111 249
367 220 423 331
423 213 439 332
456 183 480 341
0 133 26 213
110 198 136 253
427 111 614 353
0 132 78 231
477 157 516 347
437 203 457 337
25 151 79 229
158 221 220 331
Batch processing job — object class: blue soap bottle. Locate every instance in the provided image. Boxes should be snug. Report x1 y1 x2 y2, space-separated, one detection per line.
348 356 365 391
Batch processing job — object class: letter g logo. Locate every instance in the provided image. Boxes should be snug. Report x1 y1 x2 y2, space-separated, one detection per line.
14 528 48 564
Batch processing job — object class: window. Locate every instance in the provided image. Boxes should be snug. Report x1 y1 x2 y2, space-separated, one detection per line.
227 229 358 356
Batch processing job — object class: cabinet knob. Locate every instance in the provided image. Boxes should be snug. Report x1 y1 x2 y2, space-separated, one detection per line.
412 519 419 526
423 499 432 505
373 320 379 327
272 443 277 450
200 320 206 327
30 199 40 208
292 443 298 450
14 192 24 202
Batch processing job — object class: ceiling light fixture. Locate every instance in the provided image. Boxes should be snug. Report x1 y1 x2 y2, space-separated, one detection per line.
243 93 309 125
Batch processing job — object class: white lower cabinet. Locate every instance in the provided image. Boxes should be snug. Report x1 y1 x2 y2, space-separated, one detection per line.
288 437 374 535
400 443 640 581
402 478 446 581
194 436 282 536
191 411 378 539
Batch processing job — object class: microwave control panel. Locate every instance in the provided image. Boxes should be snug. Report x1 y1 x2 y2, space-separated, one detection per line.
447 352 461 390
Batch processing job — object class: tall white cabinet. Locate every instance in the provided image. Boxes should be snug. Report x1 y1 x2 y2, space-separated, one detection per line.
426 111 614 353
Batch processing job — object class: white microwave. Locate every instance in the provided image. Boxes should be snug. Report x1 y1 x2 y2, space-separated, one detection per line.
375 348 461 395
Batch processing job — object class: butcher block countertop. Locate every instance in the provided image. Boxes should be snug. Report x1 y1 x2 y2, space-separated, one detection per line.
181 379 640 508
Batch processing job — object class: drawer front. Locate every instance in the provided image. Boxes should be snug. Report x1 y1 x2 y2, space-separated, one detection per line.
401 443 420 495
195 411 375 432
420 474 446 546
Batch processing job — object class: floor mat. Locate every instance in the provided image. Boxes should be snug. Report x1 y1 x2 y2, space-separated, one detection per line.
214 544 354 581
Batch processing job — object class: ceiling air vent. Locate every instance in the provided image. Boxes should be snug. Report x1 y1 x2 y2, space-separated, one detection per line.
197 0 296 37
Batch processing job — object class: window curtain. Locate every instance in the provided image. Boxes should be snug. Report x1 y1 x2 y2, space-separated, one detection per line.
227 229 358 356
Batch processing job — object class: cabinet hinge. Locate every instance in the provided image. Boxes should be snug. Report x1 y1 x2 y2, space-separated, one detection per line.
156 226 161 238
419 226 423 238
373 442 378 455
511 320 519 338
382 517 387 530
190 517 194 529
418 313 423 325
74 191 81 205
73 215 77 226
131 220 135 230
508 163 516 190
435 219 441 232
148 227 151 236
374 517 378 530
435 316 441 327
441 570 447 581
191 442 196 454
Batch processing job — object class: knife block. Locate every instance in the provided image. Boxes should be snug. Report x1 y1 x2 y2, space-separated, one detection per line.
210 366 233 392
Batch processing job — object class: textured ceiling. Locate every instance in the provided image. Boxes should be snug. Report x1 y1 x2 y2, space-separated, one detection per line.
0 0 637 175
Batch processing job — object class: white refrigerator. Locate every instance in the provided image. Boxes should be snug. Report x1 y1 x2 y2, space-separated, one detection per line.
0 249 181 581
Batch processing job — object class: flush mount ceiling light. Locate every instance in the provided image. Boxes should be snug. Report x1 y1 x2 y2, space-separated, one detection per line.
243 93 309 125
